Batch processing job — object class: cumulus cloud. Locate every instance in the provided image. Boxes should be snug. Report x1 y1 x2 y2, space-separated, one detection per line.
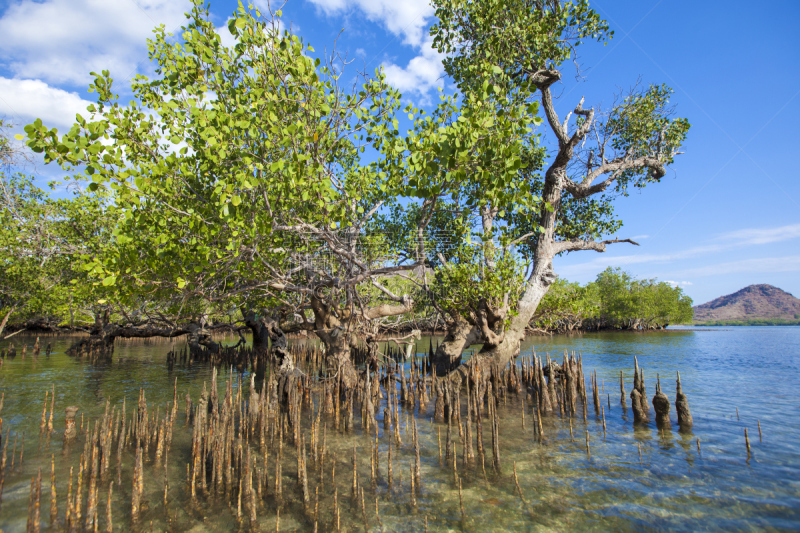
306 0 433 47
0 77 93 131
305 0 443 98
0 0 191 87
382 36 445 97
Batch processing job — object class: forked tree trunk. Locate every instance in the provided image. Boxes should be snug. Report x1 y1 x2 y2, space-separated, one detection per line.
431 317 483 376
243 312 289 360
439 266 559 381
436 71 666 377
309 296 362 390
315 328 360 390
306 292 412 390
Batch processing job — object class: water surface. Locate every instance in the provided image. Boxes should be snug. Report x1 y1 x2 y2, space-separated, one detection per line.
0 327 797 531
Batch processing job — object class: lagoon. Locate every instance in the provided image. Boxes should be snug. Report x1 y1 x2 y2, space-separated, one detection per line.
0 326 798 531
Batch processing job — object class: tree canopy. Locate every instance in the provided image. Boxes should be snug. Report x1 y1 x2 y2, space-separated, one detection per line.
16 0 691 379
411 0 690 374
533 268 693 333
0 120 116 334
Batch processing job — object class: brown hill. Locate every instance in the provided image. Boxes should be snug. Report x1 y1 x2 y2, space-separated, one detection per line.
693 284 800 322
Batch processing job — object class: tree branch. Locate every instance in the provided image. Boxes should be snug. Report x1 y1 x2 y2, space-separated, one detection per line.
363 294 413 320
566 156 667 199
552 237 640 255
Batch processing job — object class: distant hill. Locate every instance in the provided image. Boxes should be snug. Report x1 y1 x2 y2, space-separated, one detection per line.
693 284 800 324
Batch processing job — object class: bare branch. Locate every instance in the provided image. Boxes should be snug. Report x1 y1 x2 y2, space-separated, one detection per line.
567 156 667 198
370 279 403 302
503 231 537 251
552 237 640 255
540 84 568 145
363 294 413 320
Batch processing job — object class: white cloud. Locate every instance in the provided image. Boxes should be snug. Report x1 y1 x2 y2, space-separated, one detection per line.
666 256 800 278
665 280 693 287
0 78 93 131
305 0 443 98
216 23 239 50
716 223 800 246
631 234 650 240
557 222 800 277
0 0 191 86
556 248 711 277
382 36 445 97
307 0 433 47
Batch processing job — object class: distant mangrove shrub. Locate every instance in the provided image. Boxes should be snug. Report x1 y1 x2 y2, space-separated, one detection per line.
532 267 693 332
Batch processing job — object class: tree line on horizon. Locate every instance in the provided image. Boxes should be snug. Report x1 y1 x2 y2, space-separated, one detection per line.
1 0 691 381
532 268 693 333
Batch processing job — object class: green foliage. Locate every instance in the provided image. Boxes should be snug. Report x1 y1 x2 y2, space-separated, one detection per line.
0 171 113 328
14 0 691 346
592 267 693 327
432 0 612 91
531 267 693 331
370 201 472 267
430 246 526 324
0 119 13 165
604 84 691 194
22 0 409 310
377 81 543 214
22 0 542 310
533 278 598 331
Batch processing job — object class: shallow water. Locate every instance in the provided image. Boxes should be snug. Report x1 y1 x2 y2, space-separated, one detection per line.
0 327 798 532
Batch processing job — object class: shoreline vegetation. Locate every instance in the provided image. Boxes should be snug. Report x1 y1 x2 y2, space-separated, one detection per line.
3 268 692 339
3 267 693 340
693 318 800 327
2 0 694 378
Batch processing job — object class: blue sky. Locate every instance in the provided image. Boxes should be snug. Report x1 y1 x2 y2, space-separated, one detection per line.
0 0 798 306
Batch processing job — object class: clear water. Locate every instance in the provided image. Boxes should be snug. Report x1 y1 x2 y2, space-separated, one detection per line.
0 327 798 532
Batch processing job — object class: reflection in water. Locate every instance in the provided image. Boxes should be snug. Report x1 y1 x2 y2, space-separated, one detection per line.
0 328 798 531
